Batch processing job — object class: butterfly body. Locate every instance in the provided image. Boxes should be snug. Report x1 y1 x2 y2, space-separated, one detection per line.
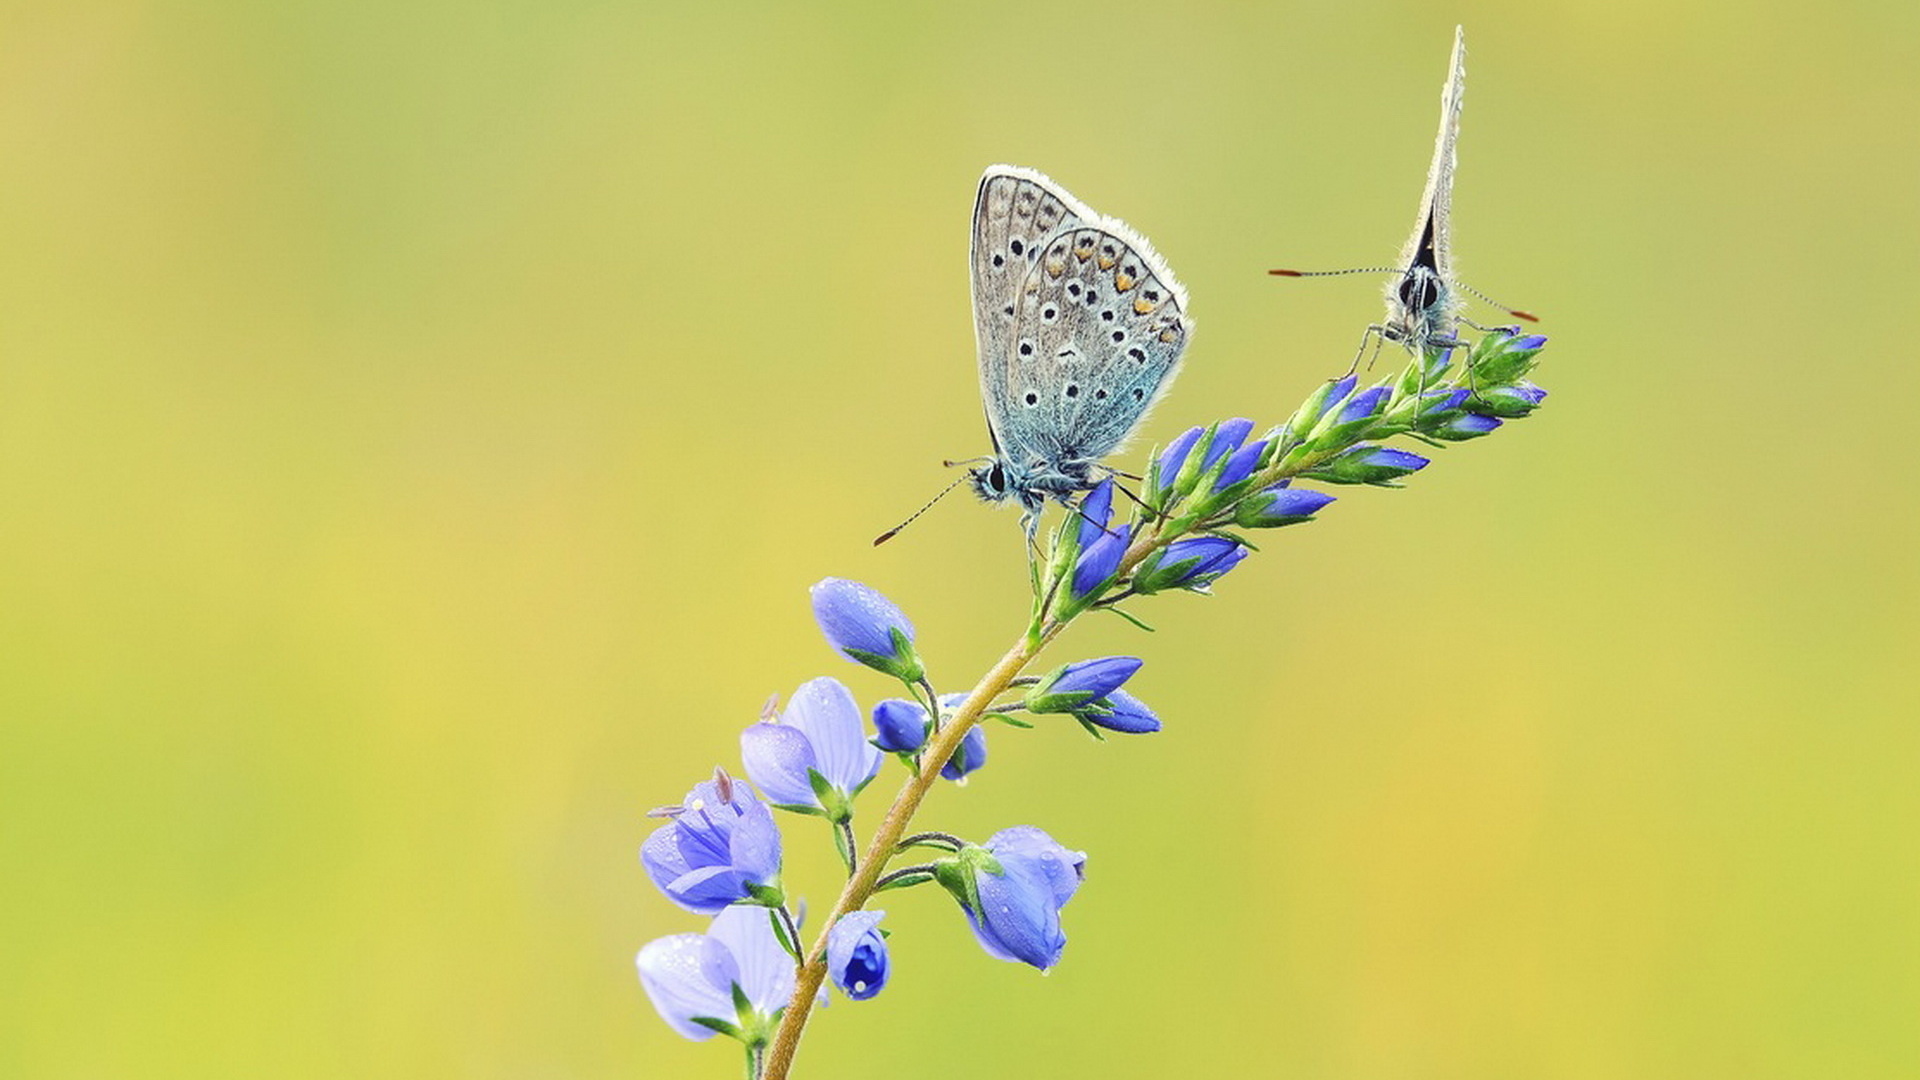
966 165 1192 527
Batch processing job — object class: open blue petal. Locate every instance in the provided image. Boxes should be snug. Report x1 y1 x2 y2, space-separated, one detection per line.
664 864 751 915
637 933 740 1041
783 677 881 796
727 794 783 886
707 904 796 1017
741 723 820 808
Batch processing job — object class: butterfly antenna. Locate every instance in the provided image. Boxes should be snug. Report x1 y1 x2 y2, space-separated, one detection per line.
1268 266 1400 278
873 472 970 546
1458 280 1540 322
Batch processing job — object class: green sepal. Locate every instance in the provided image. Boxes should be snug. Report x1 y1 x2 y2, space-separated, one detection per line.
932 847 1000 915
989 712 1034 729
688 1015 742 1040
838 628 925 683
743 882 785 908
730 981 757 1028
807 769 851 825
771 802 826 817
1075 715 1109 741
767 909 800 962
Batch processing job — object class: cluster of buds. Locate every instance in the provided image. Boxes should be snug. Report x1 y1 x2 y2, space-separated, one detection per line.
1046 331 1549 623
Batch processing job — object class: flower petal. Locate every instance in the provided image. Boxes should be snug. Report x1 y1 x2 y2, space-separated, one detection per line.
637 933 740 1041
707 904 796 1017
783 677 882 796
741 723 820 808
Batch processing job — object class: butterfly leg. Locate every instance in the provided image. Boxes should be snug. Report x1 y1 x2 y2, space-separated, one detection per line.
1348 324 1389 375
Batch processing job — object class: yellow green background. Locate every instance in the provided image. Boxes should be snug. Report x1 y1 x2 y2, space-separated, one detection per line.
5 1 1916 1077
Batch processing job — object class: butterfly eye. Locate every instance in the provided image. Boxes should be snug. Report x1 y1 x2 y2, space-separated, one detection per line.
987 464 1006 491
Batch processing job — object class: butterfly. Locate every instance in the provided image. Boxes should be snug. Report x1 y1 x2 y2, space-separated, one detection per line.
962 165 1192 533
1270 27 1534 361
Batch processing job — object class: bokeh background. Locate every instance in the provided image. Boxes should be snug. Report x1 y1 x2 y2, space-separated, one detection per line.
4 1 1917 1077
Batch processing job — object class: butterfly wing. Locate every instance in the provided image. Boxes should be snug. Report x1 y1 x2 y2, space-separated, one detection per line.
971 166 1095 466
1388 26 1466 337
1004 222 1191 475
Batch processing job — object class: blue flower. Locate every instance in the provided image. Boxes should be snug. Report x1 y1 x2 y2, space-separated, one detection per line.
1333 385 1391 427
1307 444 1430 485
741 677 882 819
1318 374 1360 417
809 578 923 682
1198 417 1256 475
1076 479 1117 551
1472 380 1547 418
940 826 1087 971
940 724 988 782
1150 426 1206 505
641 772 782 915
1026 656 1143 714
826 910 889 1001
1430 412 1503 441
870 698 930 754
1234 484 1335 528
1069 522 1132 603
637 903 804 1042
1211 438 1271 493
1133 536 1249 594
1083 689 1161 734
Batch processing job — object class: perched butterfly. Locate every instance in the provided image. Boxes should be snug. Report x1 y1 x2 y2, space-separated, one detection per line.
1270 26 1535 361
877 166 1192 543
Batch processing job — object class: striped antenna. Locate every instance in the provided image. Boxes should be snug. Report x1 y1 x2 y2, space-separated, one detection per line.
1268 266 1399 278
873 471 971 546
1458 280 1540 322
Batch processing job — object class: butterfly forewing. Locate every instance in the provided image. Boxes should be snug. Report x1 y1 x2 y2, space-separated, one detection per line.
1389 26 1467 343
1008 225 1190 469
971 168 1092 455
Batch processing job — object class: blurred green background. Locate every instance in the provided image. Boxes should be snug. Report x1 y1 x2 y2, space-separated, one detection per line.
4 1 1917 1077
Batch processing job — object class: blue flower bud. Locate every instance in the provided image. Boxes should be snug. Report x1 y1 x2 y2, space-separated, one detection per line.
1429 412 1503 441
809 578 924 683
940 827 1086 971
1470 332 1548 384
1234 484 1335 528
1211 438 1271 493
1318 374 1360 418
870 698 930 754
1334 385 1391 427
641 773 783 915
1083 689 1160 734
1132 536 1249 594
1305 444 1430 485
1068 522 1131 603
1026 656 1143 714
1471 380 1547 418
940 724 988 782
1076 478 1117 551
1197 418 1256 475
826 910 889 1001
1149 426 1206 507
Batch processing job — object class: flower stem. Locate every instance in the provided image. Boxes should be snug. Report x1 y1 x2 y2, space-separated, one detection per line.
760 628 1056 1079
